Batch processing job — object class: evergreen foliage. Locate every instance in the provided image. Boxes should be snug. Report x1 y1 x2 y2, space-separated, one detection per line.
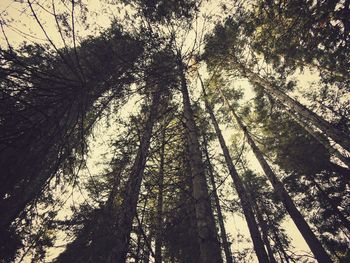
0 0 349 262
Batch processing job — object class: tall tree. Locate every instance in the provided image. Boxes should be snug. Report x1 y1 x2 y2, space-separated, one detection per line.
100 50 172 262
199 73 269 262
202 134 234 263
0 27 144 232
256 96 350 260
215 84 333 263
203 17 350 153
178 57 223 263
155 124 166 263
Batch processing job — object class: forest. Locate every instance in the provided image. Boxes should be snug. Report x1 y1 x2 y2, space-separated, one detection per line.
0 0 349 262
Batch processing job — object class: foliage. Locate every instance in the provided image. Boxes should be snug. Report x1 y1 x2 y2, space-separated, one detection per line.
1 0 350 262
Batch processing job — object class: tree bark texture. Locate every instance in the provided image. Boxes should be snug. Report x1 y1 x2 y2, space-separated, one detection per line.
179 61 223 263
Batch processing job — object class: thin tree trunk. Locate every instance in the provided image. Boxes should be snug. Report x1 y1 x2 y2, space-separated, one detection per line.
253 201 278 263
111 90 162 262
199 75 269 262
135 198 148 263
239 160 278 263
155 127 166 263
203 136 234 263
179 60 223 263
268 217 293 263
135 229 142 263
232 59 350 152
217 87 333 263
105 159 128 212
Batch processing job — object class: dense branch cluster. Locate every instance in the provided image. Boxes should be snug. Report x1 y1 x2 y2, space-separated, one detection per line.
0 0 349 262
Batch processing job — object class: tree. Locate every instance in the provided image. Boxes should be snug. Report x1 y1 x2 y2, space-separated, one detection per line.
247 0 350 81
203 16 350 153
2 0 350 262
259 108 350 261
213 82 333 262
0 26 144 259
178 58 223 263
199 73 269 262
202 132 233 263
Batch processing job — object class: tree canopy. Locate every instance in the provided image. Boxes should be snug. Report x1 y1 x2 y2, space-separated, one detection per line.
0 0 349 262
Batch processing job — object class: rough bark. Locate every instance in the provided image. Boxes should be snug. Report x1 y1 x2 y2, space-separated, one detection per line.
232 59 350 152
199 75 269 262
179 61 223 263
203 136 234 263
218 88 333 263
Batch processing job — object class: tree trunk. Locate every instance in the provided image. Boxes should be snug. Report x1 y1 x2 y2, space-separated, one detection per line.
135 199 148 263
232 59 350 152
155 127 166 263
199 75 269 262
105 159 128 212
252 201 278 263
217 87 333 263
134 228 142 263
0 87 108 230
179 60 223 263
203 136 234 263
268 216 292 263
110 90 162 262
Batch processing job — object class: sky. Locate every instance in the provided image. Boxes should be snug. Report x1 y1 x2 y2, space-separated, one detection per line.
0 0 322 262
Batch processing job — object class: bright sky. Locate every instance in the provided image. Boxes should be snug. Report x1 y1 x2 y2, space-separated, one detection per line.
0 0 322 262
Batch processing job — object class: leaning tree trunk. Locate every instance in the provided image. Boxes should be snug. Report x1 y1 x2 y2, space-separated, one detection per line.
232 59 350 152
199 75 269 262
218 88 333 263
252 200 278 263
268 215 292 263
109 89 162 262
203 136 234 263
179 60 223 263
155 127 166 263
135 196 149 263
0 85 110 231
